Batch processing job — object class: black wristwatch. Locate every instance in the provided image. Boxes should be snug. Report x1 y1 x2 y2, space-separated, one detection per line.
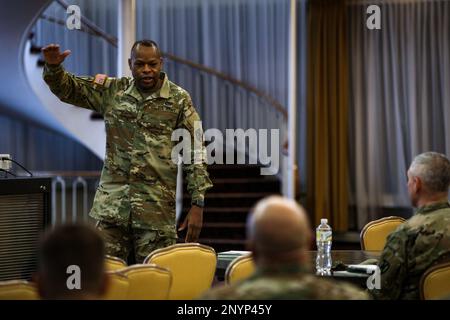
191 199 205 208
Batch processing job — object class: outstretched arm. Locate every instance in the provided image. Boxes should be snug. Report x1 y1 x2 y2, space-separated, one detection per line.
42 43 71 66
41 44 109 114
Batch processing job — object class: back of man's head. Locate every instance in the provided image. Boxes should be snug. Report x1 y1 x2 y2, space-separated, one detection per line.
36 224 106 300
247 196 312 267
409 152 450 194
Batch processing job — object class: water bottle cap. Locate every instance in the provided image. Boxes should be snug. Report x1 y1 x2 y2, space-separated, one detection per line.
321 218 328 224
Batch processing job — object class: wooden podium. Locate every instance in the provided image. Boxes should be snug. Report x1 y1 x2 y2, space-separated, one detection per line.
0 177 51 281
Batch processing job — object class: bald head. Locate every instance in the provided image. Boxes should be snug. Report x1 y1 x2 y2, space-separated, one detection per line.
247 196 311 261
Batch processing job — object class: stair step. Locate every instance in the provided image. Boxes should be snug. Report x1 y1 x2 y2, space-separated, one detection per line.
203 222 246 228
206 165 264 179
200 224 246 240
181 207 252 223
207 178 279 184
203 213 249 223
200 238 247 245
209 164 262 170
203 177 280 193
183 192 277 208
183 207 251 213
185 192 275 199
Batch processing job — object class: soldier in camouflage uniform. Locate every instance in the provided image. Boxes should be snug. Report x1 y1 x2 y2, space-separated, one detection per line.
41 40 213 263
372 152 450 300
201 196 369 300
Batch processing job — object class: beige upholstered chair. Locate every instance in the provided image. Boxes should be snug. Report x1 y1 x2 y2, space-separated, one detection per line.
144 243 216 300
225 254 255 285
360 216 406 251
121 264 172 300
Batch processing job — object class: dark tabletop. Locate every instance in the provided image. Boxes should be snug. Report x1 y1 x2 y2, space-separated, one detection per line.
324 250 381 265
216 250 382 287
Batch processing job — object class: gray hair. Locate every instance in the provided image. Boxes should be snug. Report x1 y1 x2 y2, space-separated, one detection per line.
409 152 450 193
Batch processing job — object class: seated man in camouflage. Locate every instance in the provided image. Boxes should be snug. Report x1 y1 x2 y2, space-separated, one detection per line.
202 196 368 300
372 152 450 300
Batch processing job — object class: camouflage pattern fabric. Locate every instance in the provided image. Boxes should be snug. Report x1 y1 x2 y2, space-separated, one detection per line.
201 266 369 300
96 220 176 263
372 202 450 300
43 64 213 239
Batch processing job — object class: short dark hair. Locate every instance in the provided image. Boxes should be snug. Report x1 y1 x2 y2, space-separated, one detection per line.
130 39 161 58
38 224 105 299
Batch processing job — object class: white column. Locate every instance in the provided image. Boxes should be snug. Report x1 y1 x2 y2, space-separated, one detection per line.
117 0 136 77
285 0 297 199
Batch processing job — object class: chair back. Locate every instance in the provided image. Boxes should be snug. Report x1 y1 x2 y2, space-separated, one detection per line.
420 261 450 300
360 216 406 251
105 255 127 271
144 243 216 300
103 271 129 300
225 254 255 285
0 280 39 300
121 264 172 300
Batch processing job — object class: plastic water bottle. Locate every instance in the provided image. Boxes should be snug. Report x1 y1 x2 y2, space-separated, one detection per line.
316 218 332 276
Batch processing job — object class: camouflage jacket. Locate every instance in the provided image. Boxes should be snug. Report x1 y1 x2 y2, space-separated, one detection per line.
372 202 450 300
43 64 213 235
201 266 369 300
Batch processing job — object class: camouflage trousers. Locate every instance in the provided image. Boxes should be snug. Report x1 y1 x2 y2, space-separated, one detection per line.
96 220 176 264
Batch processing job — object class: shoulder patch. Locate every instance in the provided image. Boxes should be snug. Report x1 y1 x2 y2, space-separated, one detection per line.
93 74 108 87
